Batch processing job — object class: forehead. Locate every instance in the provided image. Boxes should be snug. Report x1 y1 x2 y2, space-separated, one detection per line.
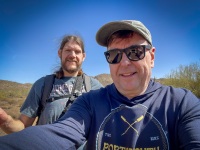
108 33 148 50
63 41 82 50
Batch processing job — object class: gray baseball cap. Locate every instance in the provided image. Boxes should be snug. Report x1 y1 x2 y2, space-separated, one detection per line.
96 20 152 47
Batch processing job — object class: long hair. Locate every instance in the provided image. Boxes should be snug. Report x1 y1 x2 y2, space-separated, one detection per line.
54 35 85 78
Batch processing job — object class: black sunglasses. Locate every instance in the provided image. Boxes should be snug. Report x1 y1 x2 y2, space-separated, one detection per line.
104 45 152 64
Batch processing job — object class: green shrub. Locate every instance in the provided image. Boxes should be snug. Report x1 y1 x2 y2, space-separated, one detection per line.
161 61 200 98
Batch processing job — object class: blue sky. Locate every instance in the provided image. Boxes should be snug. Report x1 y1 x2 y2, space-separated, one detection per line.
0 0 200 84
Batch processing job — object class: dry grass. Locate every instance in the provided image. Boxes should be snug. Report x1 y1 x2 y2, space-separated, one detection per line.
0 80 32 136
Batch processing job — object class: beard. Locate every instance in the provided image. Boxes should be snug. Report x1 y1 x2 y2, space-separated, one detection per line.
61 58 82 74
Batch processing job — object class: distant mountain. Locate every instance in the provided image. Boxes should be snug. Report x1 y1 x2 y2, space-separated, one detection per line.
95 73 113 86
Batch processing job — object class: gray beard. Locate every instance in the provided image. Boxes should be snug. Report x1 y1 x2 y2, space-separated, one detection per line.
64 67 80 74
61 57 83 74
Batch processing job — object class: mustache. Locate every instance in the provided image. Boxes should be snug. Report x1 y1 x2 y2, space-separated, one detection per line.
65 58 77 63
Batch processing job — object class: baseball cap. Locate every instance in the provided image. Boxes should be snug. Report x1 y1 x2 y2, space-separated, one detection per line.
96 20 152 47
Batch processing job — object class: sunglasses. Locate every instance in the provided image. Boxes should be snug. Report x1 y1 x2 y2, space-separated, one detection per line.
104 45 152 64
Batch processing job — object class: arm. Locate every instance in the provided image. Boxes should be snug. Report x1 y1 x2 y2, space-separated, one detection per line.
178 91 200 149
0 108 35 134
0 124 77 150
0 94 90 150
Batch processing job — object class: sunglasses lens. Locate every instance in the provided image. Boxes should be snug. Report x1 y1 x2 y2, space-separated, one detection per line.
126 46 145 61
104 50 122 64
104 45 147 64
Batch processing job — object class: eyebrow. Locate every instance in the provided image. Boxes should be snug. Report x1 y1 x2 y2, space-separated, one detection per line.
108 45 144 51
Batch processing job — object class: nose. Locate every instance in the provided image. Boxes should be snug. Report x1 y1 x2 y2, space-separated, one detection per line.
120 52 131 65
68 50 76 57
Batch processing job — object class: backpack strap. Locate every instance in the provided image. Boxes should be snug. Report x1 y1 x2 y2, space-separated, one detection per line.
74 75 84 93
59 75 83 117
59 74 92 118
37 74 55 123
83 73 91 92
63 74 91 109
65 74 91 107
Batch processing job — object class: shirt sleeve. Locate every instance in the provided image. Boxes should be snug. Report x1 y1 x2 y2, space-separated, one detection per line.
0 124 77 150
178 90 200 149
20 77 45 118
90 77 104 90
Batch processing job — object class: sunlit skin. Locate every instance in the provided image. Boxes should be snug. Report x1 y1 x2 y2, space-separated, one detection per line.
108 33 155 99
58 41 86 77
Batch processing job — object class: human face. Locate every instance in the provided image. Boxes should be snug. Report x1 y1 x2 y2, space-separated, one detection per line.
108 33 155 99
58 41 86 76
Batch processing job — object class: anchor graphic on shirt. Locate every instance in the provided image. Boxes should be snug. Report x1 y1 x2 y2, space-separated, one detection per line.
121 115 144 136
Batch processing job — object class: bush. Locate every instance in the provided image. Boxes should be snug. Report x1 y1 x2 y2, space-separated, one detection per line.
161 61 200 98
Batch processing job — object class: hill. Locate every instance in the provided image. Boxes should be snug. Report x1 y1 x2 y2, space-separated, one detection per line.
94 73 113 86
0 80 32 136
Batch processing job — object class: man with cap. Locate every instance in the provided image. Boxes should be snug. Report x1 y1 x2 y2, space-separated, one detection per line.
0 20 200 150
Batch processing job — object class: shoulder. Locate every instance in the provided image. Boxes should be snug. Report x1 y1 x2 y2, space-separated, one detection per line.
32 77 45 87
149 81 199 104
161 84 192 96
160 84 199 105
83 74 104 89
89 76 99 83
83 84 111 97
80 86 107 102
32 74 55 88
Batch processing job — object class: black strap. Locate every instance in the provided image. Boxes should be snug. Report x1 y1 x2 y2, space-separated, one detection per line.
37 74 55 124
46 95 71 102
83 74 91 92
58 75 84 118
41 75 55 106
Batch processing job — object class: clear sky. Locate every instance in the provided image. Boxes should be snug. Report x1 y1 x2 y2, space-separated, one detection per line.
0 0 200 84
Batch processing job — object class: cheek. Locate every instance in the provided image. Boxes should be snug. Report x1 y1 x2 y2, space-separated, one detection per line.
60 53 67 59
77 56 83 62
144 53 154 68
61 55 66 62
135 59 150 75
109 64 118 78
142 59 153 75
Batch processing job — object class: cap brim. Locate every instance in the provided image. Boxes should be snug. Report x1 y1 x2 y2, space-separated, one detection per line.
96 21 144 47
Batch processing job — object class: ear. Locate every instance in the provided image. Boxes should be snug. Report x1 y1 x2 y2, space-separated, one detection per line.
150 47 156 68
58 49 62 58
82 53 86 61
